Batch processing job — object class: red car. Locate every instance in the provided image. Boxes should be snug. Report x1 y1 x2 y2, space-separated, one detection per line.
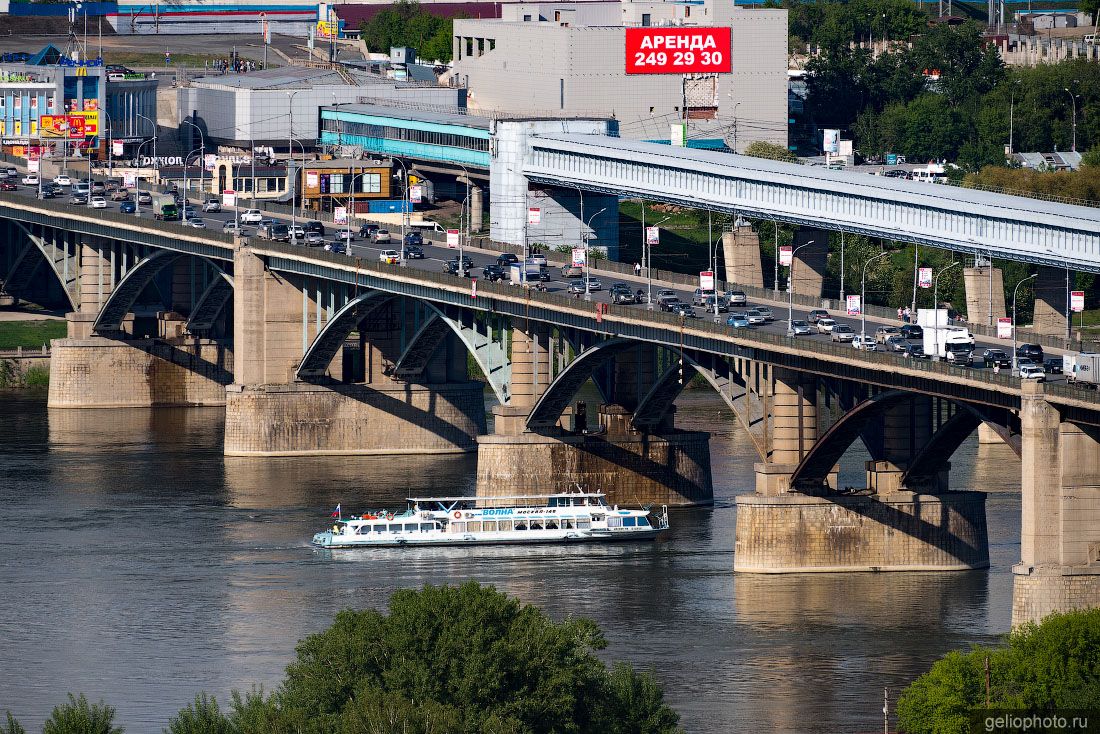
0 181 18 191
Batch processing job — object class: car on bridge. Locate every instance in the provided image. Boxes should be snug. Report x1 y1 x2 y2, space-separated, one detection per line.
482 264 507 282
884 335 908 352
223 222 245 235
724 289 748 307
1016 343 1045 364
54 175 72 187
755 306 775 321
743 309 767 325
110 189 130 202
498 253 520 267
372 229 392 244
851 334 876 350
1019 364 1046 382
203 198 221 213
403 231 423 246
21 174 38 186
901 342 930 359
403 245 425 259
899 324 923 340
816 318 837 333
585 279 603 291
359 223 379 239
560 264 583 278
0 181 16 192
702 295 729 313
808 309 829 324
610 284 636 304
832 325 856 342
324 241 347 254
240 209 263 224
336 230 356 243
670 302 698 318
91 181 106 195
875 326 901 343
304 232 324 247
379 249 400 264
119 201 136 214
186 218 207 229
90 196 107 209
981 349 1012 368
727 313 751 328
305 220 325 236
787 320 812 336
692 288 716 306
69 193 88 205
137 192 153 205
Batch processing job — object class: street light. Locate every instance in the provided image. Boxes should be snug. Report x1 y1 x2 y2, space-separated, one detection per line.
453 162 472 278
583 207 607 301
286 91 300 237
932 260 961 359
860 250 890 345
390 157 410 267
1012 273 1038 374
133 135 155 217
181 119 205 214
644 213 671 309
787 240 814 334
288 137 306 241
135 112 157 190
1064 86 1080 152
181 146 202 223
1008 79 1021 155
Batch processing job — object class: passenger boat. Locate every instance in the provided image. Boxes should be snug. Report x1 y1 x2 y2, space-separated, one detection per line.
311 491 669 548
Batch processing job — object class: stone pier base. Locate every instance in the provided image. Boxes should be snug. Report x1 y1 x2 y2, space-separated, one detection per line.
734 491 989 572
48 337 233 408
223 381 487 456
1012 566 1100 627
475 430 713 506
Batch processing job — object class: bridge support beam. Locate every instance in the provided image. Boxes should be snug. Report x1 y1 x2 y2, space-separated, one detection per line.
791 229 828 298
754 367 819 495
865 396 945 494
722 224 764 289
963 266 1006 327
1031 265 1070 337
469 185 483 233
491 323 550 435
1013 382 1100 625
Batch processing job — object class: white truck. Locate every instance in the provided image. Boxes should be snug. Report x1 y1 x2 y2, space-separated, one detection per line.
509 260 543 286
919 309 974 360
1064 353 1100 386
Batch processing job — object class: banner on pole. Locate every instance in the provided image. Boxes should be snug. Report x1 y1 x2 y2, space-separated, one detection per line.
446 229 460 248
846 294 861 315
527 207 541 225
222 189 236 207
123 171 136 188
410 184 423 204
1071 290 1085 312
471 277 478 299
27 158 38 173
699 270 714 291
571 247 586 267
112 140 124 157
645 226 660 246
997 317 1013 339
334 206 348 225
918 267 933 289
778 245 792 267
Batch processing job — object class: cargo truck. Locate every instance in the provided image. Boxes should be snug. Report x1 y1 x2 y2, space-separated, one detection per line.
1064 353 1100 386
152 193 179 221
509 260 546 286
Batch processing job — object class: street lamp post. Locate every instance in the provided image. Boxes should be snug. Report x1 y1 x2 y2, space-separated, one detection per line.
1065 86 1079 152
454 162 471 278
288 137 305 241
391 157 410 267
787 240 814 334
932 261 961 359
1008 80 1020 154
860 250 890 345
133 136 155 217
181 146 201 223
1012 273 1038 374
583 207 607 301
286 91 299 238
645 213 671 309
136 113 157 191
181 119 205 215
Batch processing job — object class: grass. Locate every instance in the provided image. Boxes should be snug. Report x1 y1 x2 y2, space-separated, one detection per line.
0 320 66 350
0 360 48 388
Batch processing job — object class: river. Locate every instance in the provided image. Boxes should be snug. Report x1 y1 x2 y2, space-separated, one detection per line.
0 389 1022 733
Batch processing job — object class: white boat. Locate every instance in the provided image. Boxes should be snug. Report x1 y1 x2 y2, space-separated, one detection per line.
311 491 669 549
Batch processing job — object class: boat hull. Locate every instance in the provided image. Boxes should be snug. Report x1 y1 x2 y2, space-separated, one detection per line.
312 528 664 549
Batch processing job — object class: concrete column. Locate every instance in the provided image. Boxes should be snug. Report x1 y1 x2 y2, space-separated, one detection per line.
491 322 550 436
361 299 401 384
612 344 657 412
977 422 1003 444
170 258 195 315
1032 265 1070 336
770 367 817 465
1059 422 1100 568
1019 381 1062 569
232 245 267 387
469 185 483 233
722 224 764 288
867 396 939 494
78 240 109 314
963 266 1006 326
791 229 827 298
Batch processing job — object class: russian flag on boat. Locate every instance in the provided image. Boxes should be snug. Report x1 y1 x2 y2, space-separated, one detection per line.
331 504 341 518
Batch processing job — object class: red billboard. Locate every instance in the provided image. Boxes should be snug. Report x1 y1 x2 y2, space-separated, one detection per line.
625 27 731 74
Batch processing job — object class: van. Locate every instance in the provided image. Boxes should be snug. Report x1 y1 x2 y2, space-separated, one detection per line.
1086 34 1096 44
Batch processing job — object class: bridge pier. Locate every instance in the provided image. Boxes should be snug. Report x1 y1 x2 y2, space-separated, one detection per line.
791 229 828 298
224 246 485 456
963 266 1006 327
1031 265 1070 336
722 225 764 289
1013 382 1100 625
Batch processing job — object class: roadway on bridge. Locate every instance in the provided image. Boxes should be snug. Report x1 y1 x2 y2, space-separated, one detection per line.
7 178 1073 385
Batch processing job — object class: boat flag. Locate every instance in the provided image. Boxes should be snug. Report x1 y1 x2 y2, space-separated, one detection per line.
331 504 341 518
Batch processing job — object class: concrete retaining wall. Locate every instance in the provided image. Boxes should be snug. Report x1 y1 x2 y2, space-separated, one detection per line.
734 491 989 572
48 337 233 408
475 430 713 506
1012 568 1100 627
223 381 487 456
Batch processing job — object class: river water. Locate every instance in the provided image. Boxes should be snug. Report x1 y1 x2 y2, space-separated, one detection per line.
0 389 1022 733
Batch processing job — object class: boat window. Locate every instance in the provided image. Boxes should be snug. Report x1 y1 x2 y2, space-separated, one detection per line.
638 517 651 527
404 523 419 532
482 520 497 532
563 520 574 529
451 522 465 532
545 520 559 530
419 523 434 531
372 524 385 533
530 520 543 531
498 520 513 531
467 521 482 532
515 522 527 531
607 517 623 528
577 520 591 530
388 524 402 533
357 525 371 534
623 517 637 527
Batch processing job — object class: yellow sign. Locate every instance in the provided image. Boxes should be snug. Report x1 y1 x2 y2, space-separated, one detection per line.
39 115 69 139
70 110 99 137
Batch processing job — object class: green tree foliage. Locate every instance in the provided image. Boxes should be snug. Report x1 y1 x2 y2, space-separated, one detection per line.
743 140 800 163
359 1 455 63
897 608 1100 734
42 694 122 734
964 164 1100 203
165 694 231 734
782 0 928 52
2 712 25 734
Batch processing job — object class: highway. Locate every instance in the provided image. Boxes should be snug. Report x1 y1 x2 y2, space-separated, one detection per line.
8 175 1077 385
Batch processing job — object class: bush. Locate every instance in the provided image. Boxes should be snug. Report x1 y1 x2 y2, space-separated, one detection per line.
22 364 49 387
42 694 122 734
2 711 25 734
165 694 230 734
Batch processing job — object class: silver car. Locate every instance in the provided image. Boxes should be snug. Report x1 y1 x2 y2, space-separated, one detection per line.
788 319 812 336
831 324 856 342
755 306 775 321
743 309 767 325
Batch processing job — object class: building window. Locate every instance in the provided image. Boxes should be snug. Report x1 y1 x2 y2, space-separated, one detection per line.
554 10 560 20
684 6 690 16
523 14 531 20
642 13 651 25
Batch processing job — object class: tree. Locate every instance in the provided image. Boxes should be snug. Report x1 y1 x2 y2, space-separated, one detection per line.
165 694 231 734
2 712 25 734
359 1 456 63
743 141 800 163
42 694 122 734
897 608 1100 734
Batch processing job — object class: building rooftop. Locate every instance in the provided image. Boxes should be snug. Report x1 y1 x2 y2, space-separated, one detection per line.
301 158 394 170
326 103 492 131
191 65 355 90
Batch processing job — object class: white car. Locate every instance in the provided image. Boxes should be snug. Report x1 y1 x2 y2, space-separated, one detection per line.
379 249 400 264
816 318 838 333
1019 364 1046 382
851 335 877 351
21 174 38 186
240 209 264 224
90 196 107 209
372 229 392 243
53 175 72 186
831 325 856 342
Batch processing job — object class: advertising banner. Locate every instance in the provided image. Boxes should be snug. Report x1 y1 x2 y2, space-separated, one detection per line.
66 114 86 139
446 229 460 249
699 270 715 291
823 129 839 154
410 184 423 204
71 111 98 137
572 247 586 267
123 172 136 188
1071 290 1085 312
645 226 660 246
39 114 69 138
27 158 38 173
625 27 732 74
846 294 861 315
778 245 793 267
918 266 933 289
222 189 236 207
670 123 686 147
471 277 477 299
527 207 541 225
334 206 348 225
997 317 1013 339
112 140 124 157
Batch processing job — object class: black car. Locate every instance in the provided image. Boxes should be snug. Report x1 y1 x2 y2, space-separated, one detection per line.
899 324 924 340
981 349 1012 368
358 223 380 238
1044 358 1064 375
901 342 930 359
403 245 425 259
671 302 698 318
304 220 325 236
443 259 471 275
403 231 423 246
497 253 519 267
1016 343 1044 364
482 264 507 282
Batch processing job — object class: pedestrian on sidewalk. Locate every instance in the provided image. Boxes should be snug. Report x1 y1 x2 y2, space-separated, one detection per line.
897 306 904 321
634 262 642 276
